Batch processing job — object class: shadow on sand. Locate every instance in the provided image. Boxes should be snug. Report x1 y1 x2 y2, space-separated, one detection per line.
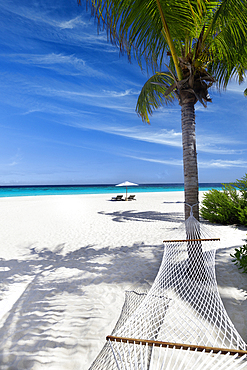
0 219 246 368
0 241 164 369
98 210 184 223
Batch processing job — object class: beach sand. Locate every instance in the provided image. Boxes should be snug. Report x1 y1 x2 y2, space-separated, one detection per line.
0 191 246 369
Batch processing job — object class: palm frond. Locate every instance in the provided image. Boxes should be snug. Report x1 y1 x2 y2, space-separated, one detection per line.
202 0 247 87
79 0 247 92
136 72 177 123
206 28 247 87
79 0 212 71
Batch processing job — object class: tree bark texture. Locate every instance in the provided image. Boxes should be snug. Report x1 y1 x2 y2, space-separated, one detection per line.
181 102 199 221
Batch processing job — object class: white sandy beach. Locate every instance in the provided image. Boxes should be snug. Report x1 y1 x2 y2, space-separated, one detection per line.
0 191 246 370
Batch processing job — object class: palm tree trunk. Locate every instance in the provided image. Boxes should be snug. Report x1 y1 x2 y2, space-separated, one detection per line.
181 102 199 221
181 102 207 279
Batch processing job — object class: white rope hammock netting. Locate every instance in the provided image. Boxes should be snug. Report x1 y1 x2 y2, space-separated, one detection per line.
89 206 247 369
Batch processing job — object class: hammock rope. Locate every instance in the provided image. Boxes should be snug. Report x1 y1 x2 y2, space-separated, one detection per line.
106 336 247 356
106 338 247 370
88 206 247 369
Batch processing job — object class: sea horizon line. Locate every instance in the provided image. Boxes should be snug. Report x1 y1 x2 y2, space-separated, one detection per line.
0 182 225 188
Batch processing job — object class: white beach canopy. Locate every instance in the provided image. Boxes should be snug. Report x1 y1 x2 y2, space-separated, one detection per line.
115 181 138 199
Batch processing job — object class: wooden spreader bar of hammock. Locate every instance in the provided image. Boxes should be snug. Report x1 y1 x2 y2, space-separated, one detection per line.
106 335 247 356
163 238 220 243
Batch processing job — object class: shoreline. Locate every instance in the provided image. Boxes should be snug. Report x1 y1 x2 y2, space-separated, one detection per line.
0 183 224 198
0 191 246 369
0 189 210 201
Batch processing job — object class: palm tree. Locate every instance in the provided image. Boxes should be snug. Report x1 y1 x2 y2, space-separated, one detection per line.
78 0 247 221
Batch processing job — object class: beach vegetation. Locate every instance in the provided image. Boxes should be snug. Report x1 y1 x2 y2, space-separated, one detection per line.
200 173 247 226
231 237 247 274
78 0 247 221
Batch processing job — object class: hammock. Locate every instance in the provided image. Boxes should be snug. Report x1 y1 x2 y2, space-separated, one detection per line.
89 205 247 369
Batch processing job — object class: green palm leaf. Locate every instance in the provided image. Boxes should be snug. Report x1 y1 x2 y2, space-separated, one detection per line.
80 0 247 89
136 72 177 123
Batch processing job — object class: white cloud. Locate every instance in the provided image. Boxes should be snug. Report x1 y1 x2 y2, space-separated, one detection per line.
103 89 137 97
196 131 245 154
124 154 182 166
122 154 247 169
5 52 106 78
64 120 182 147
21 104 97 117
106 127 182 146
0 2 114 52
56 16 85 29
47 88 137 99
0 3 86 30
20 53 85 66
199 159 247 168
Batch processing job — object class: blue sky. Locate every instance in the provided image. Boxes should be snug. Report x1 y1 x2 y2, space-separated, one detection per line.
0 0 247 186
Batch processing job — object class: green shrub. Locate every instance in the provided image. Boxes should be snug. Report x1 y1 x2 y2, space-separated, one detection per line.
235 174 247 226
231 239 247 273
200 187 239 224
200 173 247 226
238 206 247 227
235 173 247 201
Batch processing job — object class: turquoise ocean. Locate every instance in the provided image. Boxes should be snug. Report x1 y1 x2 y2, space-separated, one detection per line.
0 183 223 198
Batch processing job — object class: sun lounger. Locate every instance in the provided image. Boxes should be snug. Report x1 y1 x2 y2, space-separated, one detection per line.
111 195 124 201
127 195 136 200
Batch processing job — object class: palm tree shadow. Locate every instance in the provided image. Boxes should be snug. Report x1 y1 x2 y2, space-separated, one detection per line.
1 231 245 367
98 210 184 223
163 201 184 204
0 241 164 369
